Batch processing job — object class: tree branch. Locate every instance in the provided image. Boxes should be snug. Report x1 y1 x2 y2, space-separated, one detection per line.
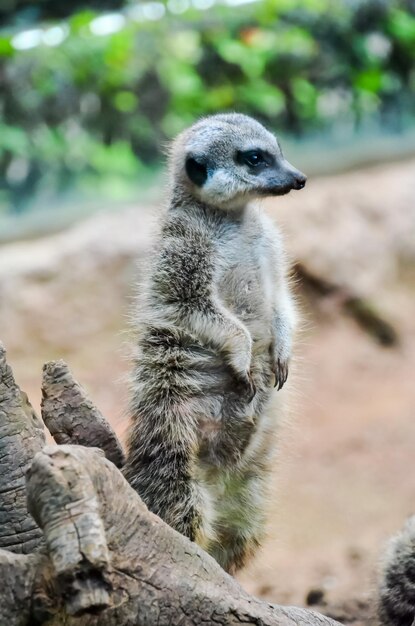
0 349 344 626
24 444 342 626
295 262 398 347
41 359 125 468
27 445 112 617
0 342 45 553
0 549 41 625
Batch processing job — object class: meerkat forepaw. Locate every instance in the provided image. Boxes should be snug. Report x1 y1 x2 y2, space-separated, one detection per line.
225 327 253 395
272 358 289 391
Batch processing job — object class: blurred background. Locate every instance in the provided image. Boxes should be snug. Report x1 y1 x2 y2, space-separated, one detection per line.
0 0 415 619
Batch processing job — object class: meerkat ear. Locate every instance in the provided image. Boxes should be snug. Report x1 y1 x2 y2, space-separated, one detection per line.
185 156 208 187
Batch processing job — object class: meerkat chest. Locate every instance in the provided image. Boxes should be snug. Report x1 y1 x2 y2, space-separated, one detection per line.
216 226 274 330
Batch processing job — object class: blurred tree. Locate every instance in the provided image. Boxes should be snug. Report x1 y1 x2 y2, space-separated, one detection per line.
0 0 414 213
0 0 125 27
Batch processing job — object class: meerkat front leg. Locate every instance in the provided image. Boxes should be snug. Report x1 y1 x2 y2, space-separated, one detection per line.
270 308 293 390
268 233 296 390
186 298 255 400
159 224 255 401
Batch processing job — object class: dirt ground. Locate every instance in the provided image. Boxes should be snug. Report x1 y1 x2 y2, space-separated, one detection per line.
1 158 415 620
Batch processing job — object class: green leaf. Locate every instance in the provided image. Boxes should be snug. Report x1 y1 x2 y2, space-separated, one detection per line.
0 125 30 157
0 36 14 58
237 82 285 117
388 9 415 46
354 68 383 93
69 10 96 33
113 91 138 112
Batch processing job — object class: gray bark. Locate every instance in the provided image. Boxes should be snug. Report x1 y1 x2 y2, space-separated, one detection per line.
0 342 45 554
0 343 343 626
41 359 125 468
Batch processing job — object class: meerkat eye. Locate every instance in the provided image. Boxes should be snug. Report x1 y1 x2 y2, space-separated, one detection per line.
236 149 274 169
245 151 264 167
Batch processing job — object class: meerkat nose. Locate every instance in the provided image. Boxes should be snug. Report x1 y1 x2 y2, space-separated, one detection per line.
293 172 307 190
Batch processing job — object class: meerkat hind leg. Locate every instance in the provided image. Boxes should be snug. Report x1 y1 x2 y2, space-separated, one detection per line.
208 472 268 574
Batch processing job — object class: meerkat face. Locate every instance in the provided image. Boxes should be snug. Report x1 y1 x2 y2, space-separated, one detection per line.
171 113 307 210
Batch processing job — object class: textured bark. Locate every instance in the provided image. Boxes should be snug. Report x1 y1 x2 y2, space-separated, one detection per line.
24 444 342 626
0 342 45 553
27 445 113 618
41 359 125 468
0 549 41 625
0 346 343 626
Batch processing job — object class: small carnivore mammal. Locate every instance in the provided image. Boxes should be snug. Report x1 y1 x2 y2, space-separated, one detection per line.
124 113 306 573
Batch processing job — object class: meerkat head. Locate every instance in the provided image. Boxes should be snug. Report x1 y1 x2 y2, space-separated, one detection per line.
170 113 306 210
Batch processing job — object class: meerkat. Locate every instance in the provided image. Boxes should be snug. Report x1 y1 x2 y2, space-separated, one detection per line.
378 516 415 626
124 113 306 573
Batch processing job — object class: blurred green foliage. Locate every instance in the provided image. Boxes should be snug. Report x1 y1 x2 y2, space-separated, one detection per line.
0 0 415 212
0 0 124 26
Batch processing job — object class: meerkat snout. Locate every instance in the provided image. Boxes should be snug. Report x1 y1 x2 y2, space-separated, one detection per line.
171 113 307 209
294 174 307 189
282 162 307 189
274 160 307 193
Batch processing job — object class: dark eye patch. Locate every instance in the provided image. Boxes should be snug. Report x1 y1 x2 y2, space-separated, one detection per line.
185 157 208 187
236 149 274 169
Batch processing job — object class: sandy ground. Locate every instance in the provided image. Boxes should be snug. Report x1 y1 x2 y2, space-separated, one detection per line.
1 159 415 617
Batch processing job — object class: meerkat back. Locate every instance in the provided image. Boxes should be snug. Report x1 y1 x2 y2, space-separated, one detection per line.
124 113 306 573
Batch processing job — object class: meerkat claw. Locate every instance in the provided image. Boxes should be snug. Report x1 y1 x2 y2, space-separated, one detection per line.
273 359 289 390
272 364 277 388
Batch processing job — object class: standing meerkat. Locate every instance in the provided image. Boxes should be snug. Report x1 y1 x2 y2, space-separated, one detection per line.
124 113 306 573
